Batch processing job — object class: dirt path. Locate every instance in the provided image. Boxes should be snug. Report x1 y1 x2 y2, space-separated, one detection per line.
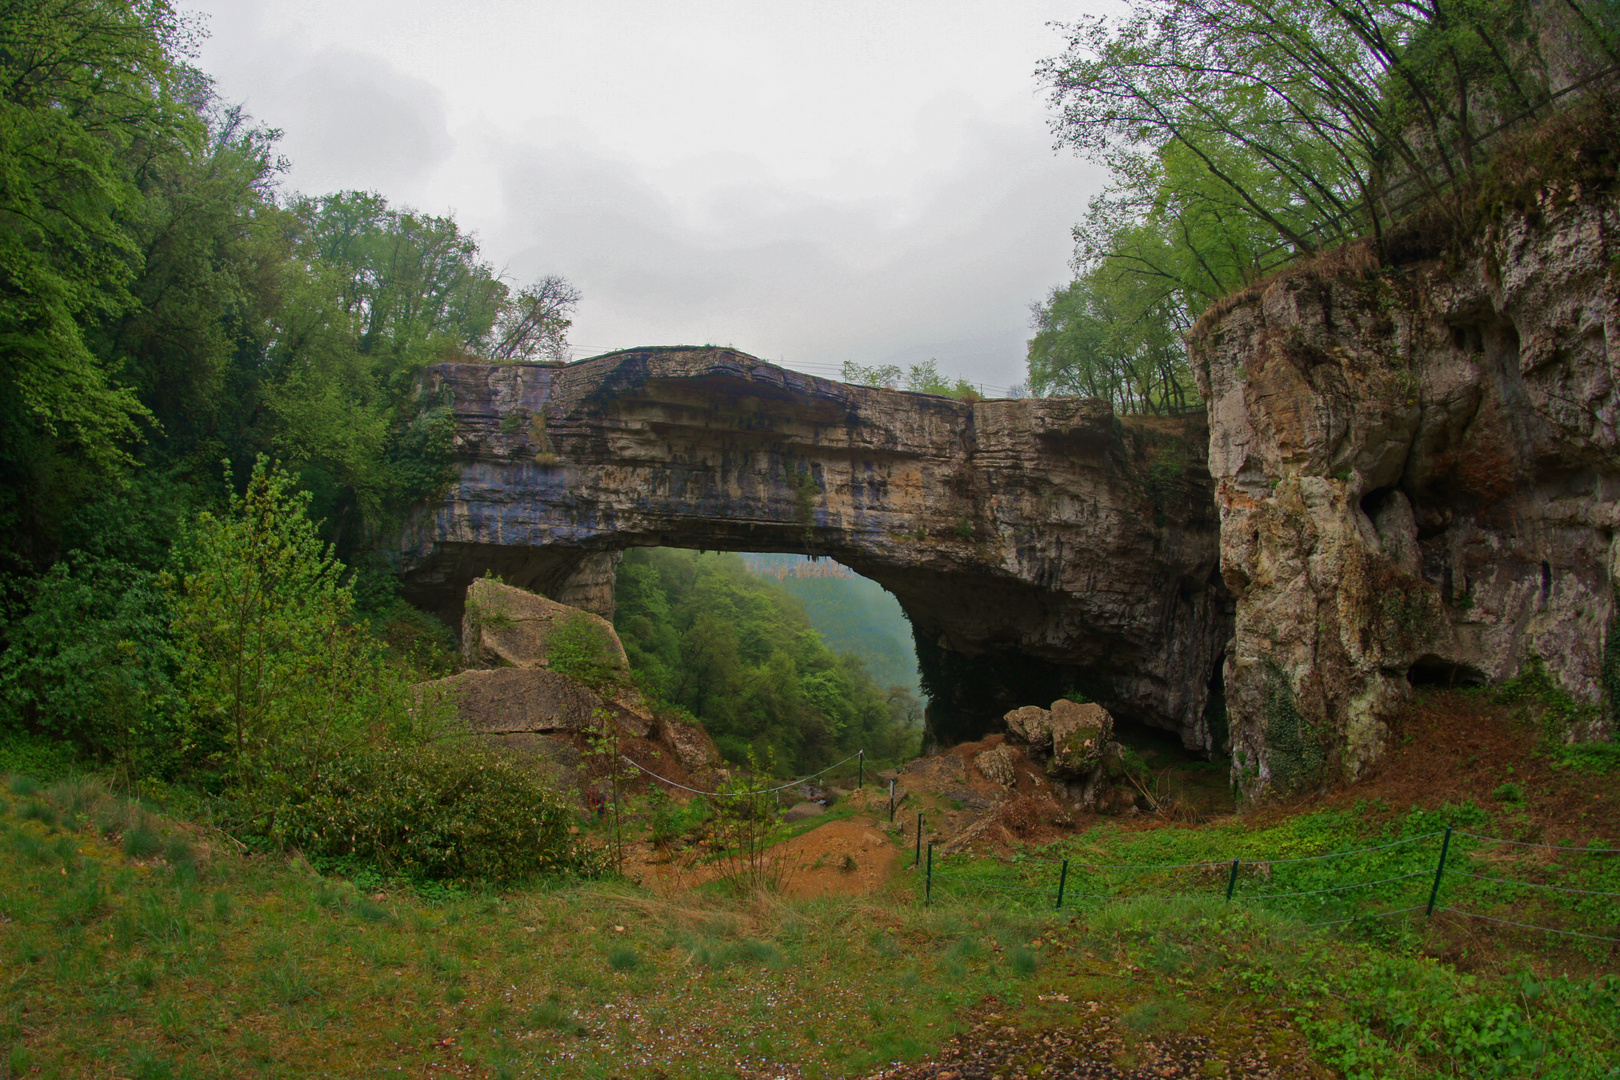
628 814 906 898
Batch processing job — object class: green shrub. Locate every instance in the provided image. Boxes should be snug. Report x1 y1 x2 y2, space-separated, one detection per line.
269 741 601 884
545 613 626 690
0 556 178 771
1496 655 1594 730
0 736 76 784
1492 781 1527 806
1548 740 1620 774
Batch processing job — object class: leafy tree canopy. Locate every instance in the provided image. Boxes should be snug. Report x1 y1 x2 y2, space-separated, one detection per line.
840 359 981 399
614 549 922 772
1027 0 1617 410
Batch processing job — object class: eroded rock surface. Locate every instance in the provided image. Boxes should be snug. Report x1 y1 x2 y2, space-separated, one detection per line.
997 699 1142 813
462 577 628 673
430 581 719 789
398 348 1228 749
1195 195 1620 798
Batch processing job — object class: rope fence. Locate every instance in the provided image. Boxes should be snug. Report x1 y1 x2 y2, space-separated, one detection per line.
918 822 1620 946
619 749 866 798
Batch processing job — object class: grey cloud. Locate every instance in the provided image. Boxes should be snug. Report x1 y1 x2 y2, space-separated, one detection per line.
485 116 1103 390
217 34 455 196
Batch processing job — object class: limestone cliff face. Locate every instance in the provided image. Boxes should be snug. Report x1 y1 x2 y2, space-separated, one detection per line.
396 349 1229 749
1195 196 1620 798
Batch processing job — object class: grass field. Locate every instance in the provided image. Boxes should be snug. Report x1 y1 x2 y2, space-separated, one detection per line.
2 689 1618 1079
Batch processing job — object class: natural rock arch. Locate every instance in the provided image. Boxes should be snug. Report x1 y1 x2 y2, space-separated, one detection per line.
394 347 1230 749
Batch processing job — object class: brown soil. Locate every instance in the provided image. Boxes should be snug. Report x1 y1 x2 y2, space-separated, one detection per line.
1244 688 1620 844
861 999 1326 1080
770 817 904 898
624 790 908 899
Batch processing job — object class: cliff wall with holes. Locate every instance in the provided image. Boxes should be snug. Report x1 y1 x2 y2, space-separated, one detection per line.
1194 190 1620 799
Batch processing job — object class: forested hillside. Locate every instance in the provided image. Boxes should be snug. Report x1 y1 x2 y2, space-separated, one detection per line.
0 0 577 582
0 1 600 877
738 553 920 696
614 549 922 773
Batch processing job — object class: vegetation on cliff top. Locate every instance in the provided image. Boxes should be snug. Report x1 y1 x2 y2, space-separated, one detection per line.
1027 0 1619 409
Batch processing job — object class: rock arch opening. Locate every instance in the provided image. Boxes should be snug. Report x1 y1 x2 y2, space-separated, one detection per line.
394 347 1231 752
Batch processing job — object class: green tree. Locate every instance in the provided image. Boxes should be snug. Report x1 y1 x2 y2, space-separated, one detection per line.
840 359 979 399
0 0 199 562
168 458 407 791
259 192 579 554
111 104 287 470
1027 259 1199 413
1039 0 1618 285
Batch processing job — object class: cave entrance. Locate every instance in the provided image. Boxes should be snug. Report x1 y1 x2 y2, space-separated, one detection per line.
1406 654 1488 689
610 547 923 770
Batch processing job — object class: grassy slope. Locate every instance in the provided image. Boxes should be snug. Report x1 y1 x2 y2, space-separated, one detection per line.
1 688 1617 1079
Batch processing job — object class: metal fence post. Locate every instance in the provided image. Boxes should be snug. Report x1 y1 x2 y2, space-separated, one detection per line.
888 778 895 822
1225 859 1240 902
1427 825 1454 917
1056 858 1070 910
915 812 924 867
925 842 933 906
857 750 863 790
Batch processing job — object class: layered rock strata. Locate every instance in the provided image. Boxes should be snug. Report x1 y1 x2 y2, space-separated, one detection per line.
398 348 1228 749
425 582 721 785
1195 195 1620 798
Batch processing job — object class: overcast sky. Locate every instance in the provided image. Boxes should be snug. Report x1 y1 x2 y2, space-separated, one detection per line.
190 0 1112 394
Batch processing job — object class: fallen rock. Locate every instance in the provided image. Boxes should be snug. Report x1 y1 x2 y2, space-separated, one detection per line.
428 667 603 734
604 686 655 739
1003 705 1052 749
655 711 722 774
1046 700 1114 779
902 754 967 785
973 745 1019 788
462 578 629 674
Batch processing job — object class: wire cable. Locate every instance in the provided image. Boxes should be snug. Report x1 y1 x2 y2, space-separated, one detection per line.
1456 832 1620 854
944 850 1065 865
1235 870 1432 901
1065 857 1230 871
1304 905 1428 929
1437 907 1620 943
931 873 1055 895
1260 831 1445 865
619 751 863 798
1444 871 1620 898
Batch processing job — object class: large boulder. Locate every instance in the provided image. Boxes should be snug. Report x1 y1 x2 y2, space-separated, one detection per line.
429 667 603 733
462 578 629 674
1046 699 1114 779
